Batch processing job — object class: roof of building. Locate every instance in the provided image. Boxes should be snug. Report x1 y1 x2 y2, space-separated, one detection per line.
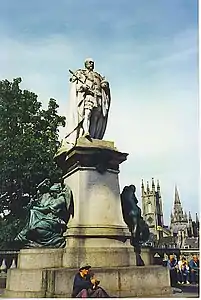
184 237 199 249
157 236 176 247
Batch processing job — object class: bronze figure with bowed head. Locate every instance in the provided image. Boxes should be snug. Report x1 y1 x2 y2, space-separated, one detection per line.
120 184 150 266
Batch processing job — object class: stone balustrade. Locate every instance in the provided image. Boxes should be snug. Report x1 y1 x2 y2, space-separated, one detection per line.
0 251 19 274
0 251 19 290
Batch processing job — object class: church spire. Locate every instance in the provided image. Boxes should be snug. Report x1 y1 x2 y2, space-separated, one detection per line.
170 212 174 222
184 211 188 222
157 179 160 191
189 211 192 221
195 213 199 237
141 179 145 195
188 211 194 237
152 178 155 192
174 185 181 205
172 185 185 223
146 181 150 193
196 213 199 225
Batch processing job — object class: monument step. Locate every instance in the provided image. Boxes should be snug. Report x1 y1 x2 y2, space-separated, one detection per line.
4 265 172 298
3 289 45 298
47 265 172 298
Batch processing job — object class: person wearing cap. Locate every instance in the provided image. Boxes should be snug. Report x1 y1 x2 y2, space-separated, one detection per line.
64 58 111 149
72 263 110 298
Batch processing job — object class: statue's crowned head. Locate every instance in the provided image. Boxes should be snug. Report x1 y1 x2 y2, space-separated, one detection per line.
84 58 94 71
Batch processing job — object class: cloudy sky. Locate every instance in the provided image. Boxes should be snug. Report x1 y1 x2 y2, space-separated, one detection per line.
0 0 199 224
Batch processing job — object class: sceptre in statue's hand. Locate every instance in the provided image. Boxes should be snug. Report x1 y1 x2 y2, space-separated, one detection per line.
69 69 94 98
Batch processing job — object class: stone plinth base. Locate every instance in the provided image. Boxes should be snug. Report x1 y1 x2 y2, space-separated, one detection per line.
4 249 63 298
17 248 63 269
4 264 172 298
3 244 166 298
4 248 170 298
63 240 152 268
55 137 128 174
4 268 46 298
45 265 172 298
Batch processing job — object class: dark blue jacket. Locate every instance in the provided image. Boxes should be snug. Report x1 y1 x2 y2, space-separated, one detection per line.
72 272 93 297
189 259 199 271
167 259 177 270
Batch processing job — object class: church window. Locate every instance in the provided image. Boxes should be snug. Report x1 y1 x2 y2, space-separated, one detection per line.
147 201 152 213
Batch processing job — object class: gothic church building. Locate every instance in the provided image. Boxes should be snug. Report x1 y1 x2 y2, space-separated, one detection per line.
141 178 199 249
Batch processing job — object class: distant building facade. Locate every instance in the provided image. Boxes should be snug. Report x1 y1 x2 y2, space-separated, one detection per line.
141 178 168 240
141 179 199 253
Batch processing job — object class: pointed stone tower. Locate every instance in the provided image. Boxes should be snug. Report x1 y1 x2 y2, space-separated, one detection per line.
194 212 200 237
170 186 188 236
195 212 199 226
141 178 164 239
187 211 194 237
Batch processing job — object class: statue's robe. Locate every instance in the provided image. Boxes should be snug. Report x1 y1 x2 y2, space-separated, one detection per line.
64 69 111 147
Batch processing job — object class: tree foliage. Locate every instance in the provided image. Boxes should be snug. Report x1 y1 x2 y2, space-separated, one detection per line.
0 78 65 248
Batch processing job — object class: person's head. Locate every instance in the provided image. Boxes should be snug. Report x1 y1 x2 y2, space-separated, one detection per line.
193 255 198 262
169 255 175 261
182 258 187 265
79 263 91 277
84 58 94 71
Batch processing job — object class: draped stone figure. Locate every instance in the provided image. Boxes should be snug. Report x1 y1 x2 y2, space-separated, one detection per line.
15 180 74 248
64 58 111 148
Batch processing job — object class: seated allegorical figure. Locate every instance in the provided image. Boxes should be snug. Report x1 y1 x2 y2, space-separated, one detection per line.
15 179 74 248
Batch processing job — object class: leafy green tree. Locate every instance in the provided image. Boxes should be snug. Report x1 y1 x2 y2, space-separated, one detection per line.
0 78 65 248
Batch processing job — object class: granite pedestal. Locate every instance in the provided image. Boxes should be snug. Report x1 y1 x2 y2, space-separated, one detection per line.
4 138 172 297
4 249 171 298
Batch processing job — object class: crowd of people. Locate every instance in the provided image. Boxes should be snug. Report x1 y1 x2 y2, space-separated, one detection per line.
167 254 199 286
